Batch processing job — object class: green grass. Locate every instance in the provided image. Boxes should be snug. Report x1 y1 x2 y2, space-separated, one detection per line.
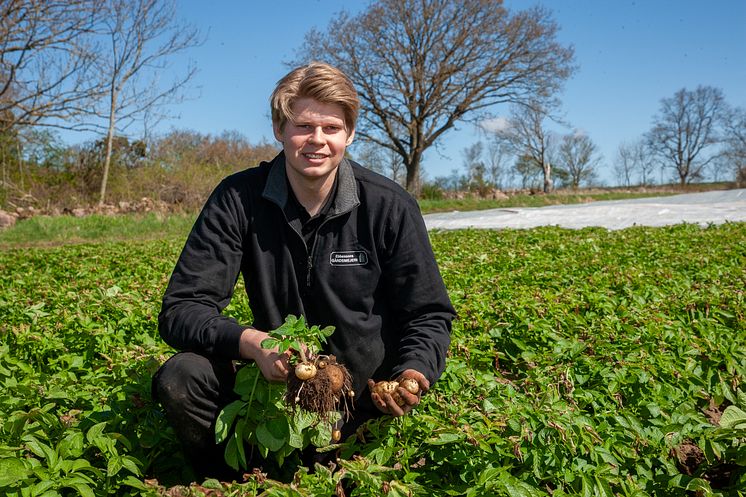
0 212 197 248
0 218 745 495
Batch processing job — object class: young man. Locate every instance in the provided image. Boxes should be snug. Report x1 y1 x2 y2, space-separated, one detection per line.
153 62 455 480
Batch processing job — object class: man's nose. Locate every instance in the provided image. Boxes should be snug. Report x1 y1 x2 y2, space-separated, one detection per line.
308 127 325 143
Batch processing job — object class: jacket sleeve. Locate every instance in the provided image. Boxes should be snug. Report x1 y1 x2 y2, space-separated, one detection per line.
158 178 248 359
382 195 455 385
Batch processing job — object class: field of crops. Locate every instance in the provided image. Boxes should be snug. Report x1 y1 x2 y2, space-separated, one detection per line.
1 222 745 496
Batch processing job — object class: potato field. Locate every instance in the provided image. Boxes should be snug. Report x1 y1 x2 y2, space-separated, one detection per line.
1 222 745 496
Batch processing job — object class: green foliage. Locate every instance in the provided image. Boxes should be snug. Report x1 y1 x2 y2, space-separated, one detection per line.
261 314 335 359
215 362 340 472
0 241 185 494
215 316 340 471
426 224 746 496
0 222 745 495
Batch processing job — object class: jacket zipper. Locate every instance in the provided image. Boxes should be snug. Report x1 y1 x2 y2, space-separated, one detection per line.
281 214 312 291
305 212 346 290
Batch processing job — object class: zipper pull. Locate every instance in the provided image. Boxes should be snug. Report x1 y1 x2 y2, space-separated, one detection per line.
306 255 313 287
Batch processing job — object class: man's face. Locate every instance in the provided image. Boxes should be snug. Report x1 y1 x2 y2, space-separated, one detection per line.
273 98 355 184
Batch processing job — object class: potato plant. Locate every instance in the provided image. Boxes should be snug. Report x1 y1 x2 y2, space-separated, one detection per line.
215 315 351 471
261 315 354 419
0 222 744 496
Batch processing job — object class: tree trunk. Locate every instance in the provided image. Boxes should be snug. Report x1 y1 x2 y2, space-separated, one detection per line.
679 164 688 185
542 163 553 193
16 141 24 191
99 90 118 207
405 153 421 195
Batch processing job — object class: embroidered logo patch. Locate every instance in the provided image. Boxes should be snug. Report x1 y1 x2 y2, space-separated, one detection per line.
330 251 368 266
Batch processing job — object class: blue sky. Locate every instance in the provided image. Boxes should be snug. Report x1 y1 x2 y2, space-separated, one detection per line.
151 0 746 185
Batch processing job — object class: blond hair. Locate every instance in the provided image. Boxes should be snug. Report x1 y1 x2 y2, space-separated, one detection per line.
270 62 359 132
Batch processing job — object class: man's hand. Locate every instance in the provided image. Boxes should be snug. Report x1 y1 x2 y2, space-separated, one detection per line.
369 369 430 417
239 328 289 382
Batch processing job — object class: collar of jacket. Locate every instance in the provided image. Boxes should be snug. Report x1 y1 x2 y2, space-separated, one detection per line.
262 151 361 216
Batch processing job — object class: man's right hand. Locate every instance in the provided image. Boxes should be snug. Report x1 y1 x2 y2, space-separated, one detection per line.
239 328 289 382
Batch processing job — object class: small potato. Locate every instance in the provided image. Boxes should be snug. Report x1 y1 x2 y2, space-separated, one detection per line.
372 380 399 395
325 364 345 393
373 380 405 406
399 377 420 395
294 362 317 381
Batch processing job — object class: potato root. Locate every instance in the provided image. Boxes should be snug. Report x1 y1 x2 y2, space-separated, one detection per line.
286 354 353 418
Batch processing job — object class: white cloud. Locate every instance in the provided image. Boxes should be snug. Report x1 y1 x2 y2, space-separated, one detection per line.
479 116 511 133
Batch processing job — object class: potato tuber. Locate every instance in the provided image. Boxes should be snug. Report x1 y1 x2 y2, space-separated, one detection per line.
294 362 317 381
372 378 421 407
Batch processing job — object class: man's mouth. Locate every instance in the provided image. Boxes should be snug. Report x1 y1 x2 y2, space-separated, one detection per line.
303 153 328 159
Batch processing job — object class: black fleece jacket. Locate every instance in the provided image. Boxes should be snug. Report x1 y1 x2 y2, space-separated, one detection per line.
158 153 455 399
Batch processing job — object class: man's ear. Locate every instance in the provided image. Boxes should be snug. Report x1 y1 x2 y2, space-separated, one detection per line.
273 122 284 143
345 128 355 146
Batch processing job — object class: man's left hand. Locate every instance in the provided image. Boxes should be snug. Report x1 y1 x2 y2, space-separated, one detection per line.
369 369 430 417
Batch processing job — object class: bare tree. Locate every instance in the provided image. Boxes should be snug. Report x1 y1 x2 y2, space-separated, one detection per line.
486 139 510 190
614 141 635 187
0 0 102 133
90 0 200 206
615 139 658 187
646 85 725 185
297 0 574 193
353 143 386 176
721 105 746 186
385 147 406 186
494 101 558 192
354 141 406 185
557 132 601 188
635 141 656 186
462 141 487 191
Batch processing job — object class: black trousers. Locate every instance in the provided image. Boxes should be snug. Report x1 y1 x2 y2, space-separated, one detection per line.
152 351 377 482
